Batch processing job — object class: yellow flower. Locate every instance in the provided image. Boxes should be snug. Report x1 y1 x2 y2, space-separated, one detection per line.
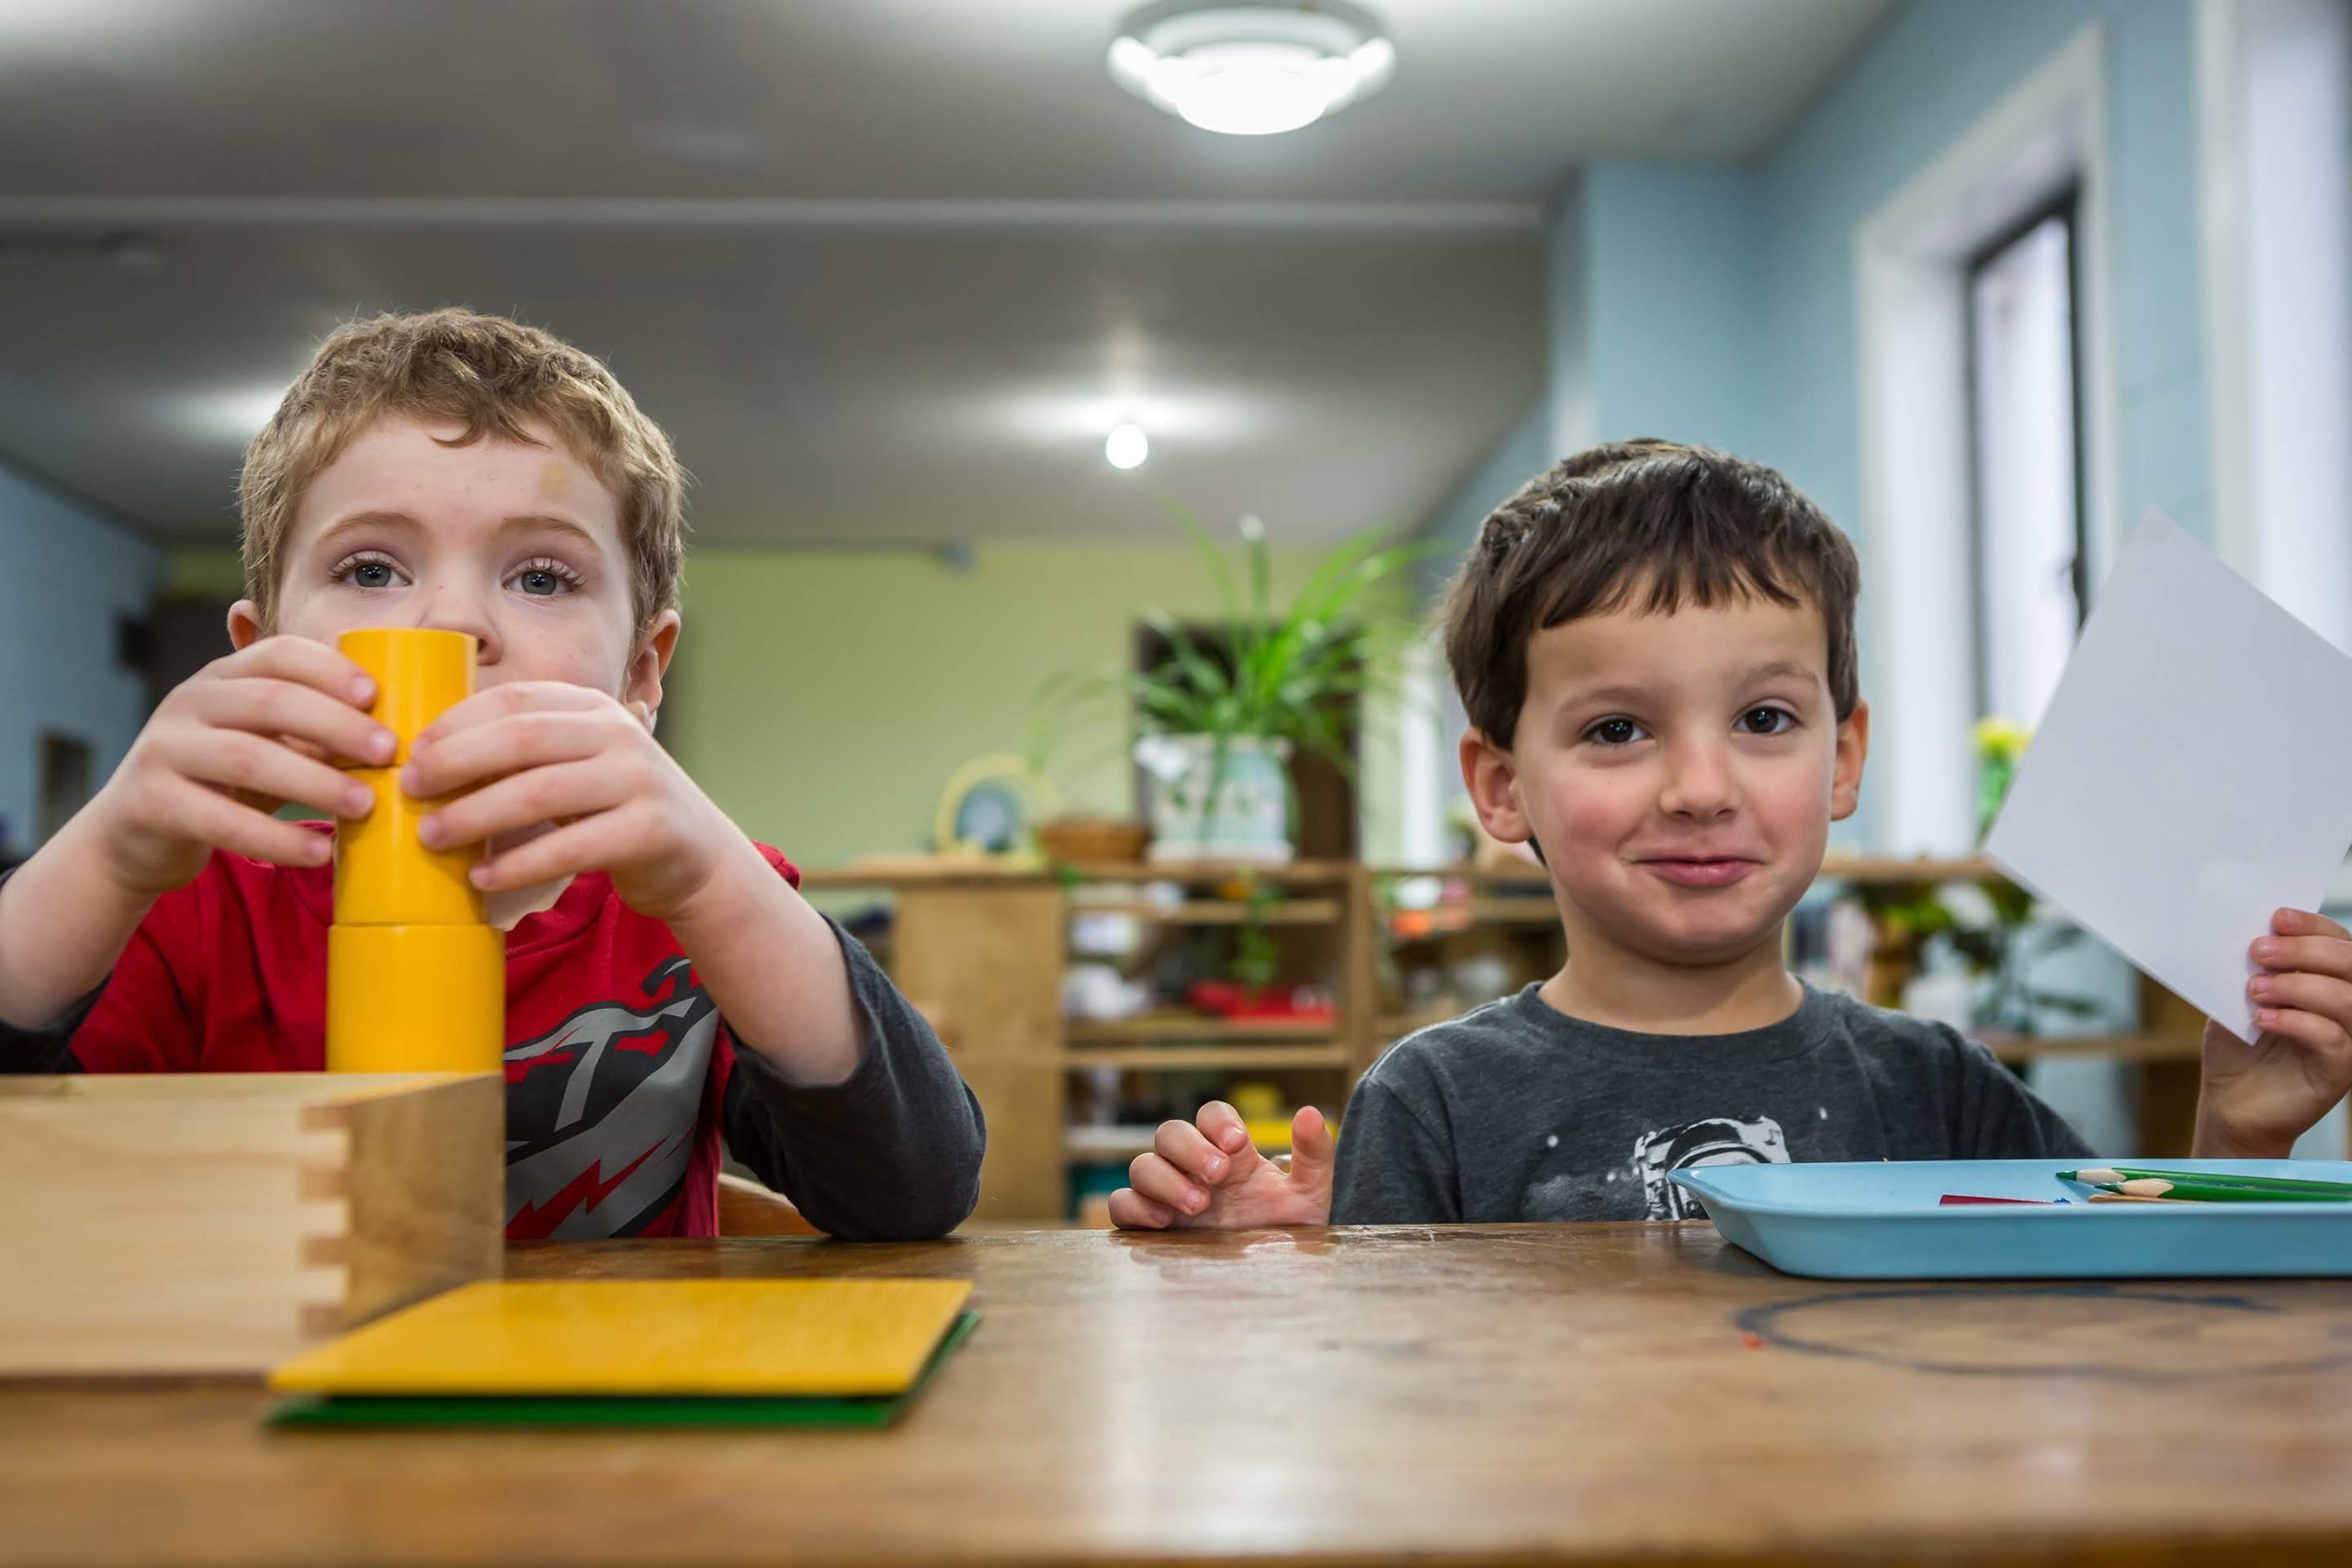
1973 716 2030 761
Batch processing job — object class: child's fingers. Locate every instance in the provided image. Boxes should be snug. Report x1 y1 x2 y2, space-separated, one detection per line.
411 682 606 748
2253 1001 2352 1065
2249 970 2352 1029
419 758 622 851
2254 931 2352 982
163 729 375 822
402 707 621 796
1124 1151 1210 1217
1194 1099 1255 1156
1106 1188 1178 1230
149 779 335 867
2274 908 2352 943
463 803 648 893
212 635 378 707
1153 1116 1240 1186
1286 1106 1336 1192
188 677 396 766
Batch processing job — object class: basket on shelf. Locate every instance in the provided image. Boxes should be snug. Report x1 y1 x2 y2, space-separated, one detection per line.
1035 817 1152 864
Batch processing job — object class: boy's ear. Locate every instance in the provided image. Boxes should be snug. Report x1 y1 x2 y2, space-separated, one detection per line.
1829 699 1870 822
1460 728 1535 847
622 609 682 731
226 600 265 652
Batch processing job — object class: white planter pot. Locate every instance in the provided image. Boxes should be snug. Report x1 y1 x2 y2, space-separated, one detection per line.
1134 734 1294 863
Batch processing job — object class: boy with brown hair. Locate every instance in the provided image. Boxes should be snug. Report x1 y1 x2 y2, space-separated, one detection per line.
1113 440 2352 1228
0 308 983 1240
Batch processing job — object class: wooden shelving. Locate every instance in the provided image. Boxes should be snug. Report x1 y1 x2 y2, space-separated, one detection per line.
1069 898 1340 925
1984 1032 2202 1063
1064 1015 1338 1044
1374 1006 1462 1040
1065 1045 1351 1072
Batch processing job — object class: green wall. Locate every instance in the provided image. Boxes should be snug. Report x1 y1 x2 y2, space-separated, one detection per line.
664 543 1359 869
167 539 1412 873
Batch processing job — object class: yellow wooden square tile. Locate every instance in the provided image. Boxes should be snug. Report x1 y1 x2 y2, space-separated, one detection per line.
269 1279 973 1397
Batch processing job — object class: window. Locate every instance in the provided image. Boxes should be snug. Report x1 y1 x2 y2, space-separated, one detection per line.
1966 200 2086 729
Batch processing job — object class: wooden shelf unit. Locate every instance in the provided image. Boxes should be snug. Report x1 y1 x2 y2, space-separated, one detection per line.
810 854 2313 1220
807 859 1379 1222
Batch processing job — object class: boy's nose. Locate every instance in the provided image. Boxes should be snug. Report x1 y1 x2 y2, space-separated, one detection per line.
409 585 502 667
1657 743 1738 818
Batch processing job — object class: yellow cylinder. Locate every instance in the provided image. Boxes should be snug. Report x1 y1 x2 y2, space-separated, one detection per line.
334 768 485 926
326 924 505 1074
328 628 500 1075
339 627 475 763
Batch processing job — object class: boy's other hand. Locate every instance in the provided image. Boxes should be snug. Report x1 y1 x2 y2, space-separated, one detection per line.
1108 1101 1336 1230
89 636 391 897
2194 908 2352 1158
401 682 750 923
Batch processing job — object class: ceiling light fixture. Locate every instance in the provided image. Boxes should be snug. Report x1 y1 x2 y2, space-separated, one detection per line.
1105 423 1150 470
1108 1 1396 138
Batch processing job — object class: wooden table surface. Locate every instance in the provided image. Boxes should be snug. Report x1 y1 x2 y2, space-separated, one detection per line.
9 1224 2352 1566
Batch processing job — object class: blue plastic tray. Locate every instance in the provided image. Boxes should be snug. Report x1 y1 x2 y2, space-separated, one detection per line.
1668 1159 2352 1279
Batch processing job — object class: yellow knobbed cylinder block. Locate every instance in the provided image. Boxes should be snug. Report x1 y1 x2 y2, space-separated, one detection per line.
340 626 475 763
325 924 505 1074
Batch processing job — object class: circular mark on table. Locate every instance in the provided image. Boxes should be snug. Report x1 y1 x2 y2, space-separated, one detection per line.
1738 1285 2352 1381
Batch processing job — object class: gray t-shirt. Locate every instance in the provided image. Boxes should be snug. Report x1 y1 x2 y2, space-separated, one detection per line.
1332 982 2092 1224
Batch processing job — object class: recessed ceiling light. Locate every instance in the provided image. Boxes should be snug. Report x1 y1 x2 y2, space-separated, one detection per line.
1108 1 1396 138
1105 423 1150 470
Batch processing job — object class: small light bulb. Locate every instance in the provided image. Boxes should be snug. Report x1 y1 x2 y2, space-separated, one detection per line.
1105 423 1149 469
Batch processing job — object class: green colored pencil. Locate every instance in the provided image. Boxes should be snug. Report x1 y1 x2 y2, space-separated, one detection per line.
2064 1173 2352 1203
2063 1166 2352 1197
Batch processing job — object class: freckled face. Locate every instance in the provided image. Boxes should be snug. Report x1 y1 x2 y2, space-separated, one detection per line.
237 416 658 703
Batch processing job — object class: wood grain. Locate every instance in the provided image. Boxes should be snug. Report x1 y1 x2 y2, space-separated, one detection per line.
0 1073 501 1376
892 885 1067 1220
6 1224 2352 1564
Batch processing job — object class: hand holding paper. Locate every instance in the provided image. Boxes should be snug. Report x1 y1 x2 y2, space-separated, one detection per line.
2196 908 2352 1157
1984 510 2352 1155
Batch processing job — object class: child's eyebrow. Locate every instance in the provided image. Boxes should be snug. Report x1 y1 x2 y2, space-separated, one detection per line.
311 511 422 552
498 513 608 554
1553 681 1655 711
1742 660 1819 686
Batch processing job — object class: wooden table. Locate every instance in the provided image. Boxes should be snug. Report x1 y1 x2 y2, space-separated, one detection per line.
9 1224 2352 1565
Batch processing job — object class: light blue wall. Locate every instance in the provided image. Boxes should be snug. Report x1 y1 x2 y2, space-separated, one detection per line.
0 464 161 861
1756 0 2210 546
1540 3 2209 553
1416 401 1551 590
1581 161 1770 460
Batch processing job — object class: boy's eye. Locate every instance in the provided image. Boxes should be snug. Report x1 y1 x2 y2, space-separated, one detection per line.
330 552 407 591
1739 706 1796 735
507 558 580 598
1584 716 1648 746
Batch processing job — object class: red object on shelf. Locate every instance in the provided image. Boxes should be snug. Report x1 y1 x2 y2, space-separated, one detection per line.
1183 981 1337 1023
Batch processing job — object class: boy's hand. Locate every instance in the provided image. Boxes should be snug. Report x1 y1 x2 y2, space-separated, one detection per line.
2194 908 2352 1158
401 682 751 923
1108 1102 1335 1230
88 637 391 896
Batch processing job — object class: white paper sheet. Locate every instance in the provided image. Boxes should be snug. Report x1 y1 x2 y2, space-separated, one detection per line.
1984 509 2352 1042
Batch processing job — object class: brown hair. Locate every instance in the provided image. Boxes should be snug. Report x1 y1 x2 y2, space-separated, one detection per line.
1439 439 1860 750
238 308 685 635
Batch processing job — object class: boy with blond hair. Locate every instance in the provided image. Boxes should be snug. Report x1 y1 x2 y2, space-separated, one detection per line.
0 308 983 1240
1114 440 2352 1227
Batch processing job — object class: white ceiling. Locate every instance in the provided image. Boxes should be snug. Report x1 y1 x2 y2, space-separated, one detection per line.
0 0 1894 547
